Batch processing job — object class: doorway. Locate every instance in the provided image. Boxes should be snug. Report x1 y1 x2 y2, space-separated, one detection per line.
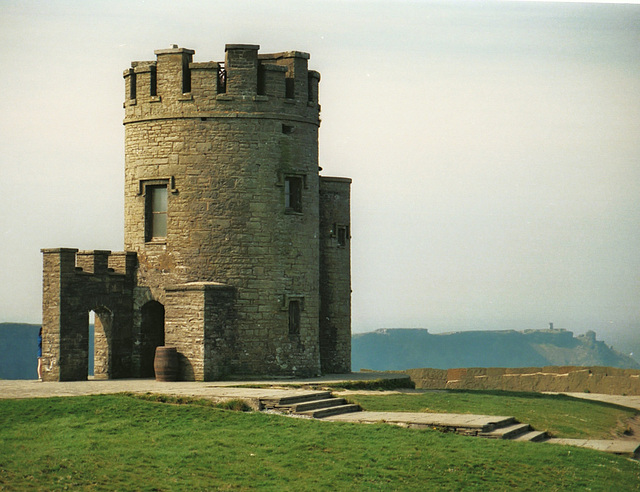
140 301 165 377
90 306 113 379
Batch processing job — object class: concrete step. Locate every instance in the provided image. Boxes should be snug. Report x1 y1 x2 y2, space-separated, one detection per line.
546 438 640 458
292 397 348 413
514 430 549 442
480 417 517 433
300 403 362 419
261 391 332 409
481 422 531 439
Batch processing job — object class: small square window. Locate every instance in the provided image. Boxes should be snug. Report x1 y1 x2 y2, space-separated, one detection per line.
284 176 303 213
331 223 350 247
337 226 348 247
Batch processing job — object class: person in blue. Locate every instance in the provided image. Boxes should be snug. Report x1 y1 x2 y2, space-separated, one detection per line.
37 327 42 381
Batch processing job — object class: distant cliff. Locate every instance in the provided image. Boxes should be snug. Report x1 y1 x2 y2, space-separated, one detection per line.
352 328 640 371
0 323 94 380
0 323 40 379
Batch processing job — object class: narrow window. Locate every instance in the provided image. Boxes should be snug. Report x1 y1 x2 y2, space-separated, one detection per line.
337 226 348 247
285 77 295 98
307 74 314 102
282 124 294 135
129 72 137 100
257 64 266 96
182 58 191 94
146 185 168 241
217 64 227 94
288 300 301 336
150 66 157 97
284 176 302 213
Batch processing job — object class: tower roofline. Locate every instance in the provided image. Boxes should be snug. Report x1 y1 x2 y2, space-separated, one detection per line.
225 43 260 51
154 45 195 56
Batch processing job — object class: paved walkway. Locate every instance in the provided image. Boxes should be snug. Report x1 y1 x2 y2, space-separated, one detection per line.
547 392 640 411
324 411 513 432
545 437 640 456
0 372 403 402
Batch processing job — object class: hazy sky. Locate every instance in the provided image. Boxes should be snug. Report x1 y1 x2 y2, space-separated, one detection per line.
1 1 638 343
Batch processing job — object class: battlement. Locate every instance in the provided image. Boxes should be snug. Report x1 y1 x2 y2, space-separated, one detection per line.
41 248 136 278
124 44 320 125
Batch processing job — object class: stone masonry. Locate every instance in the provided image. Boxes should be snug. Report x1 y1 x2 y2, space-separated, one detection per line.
41 44 352 381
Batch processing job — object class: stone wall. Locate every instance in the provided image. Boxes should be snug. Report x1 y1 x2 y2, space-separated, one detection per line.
41 249 136 381
319 177 352 373
122 44 348 378
165 282 237 381
405 366 640 395
40 44 352 381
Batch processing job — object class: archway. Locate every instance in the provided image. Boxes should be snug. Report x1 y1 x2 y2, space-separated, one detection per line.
140 301 165 377
91 306 114 379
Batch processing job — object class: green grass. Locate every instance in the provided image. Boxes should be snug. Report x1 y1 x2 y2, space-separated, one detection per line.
129 392 253 411
345 389 639 439
0 394 638 490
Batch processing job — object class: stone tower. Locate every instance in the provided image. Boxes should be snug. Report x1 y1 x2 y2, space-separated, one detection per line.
40 44 351 381
122 44 351 379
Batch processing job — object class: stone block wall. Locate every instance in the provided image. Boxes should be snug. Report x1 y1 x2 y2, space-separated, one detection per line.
405 366 640 395
122 44 336 378
319 177 352 373
165 282 237 381
40 43 352 381
41 249 136 381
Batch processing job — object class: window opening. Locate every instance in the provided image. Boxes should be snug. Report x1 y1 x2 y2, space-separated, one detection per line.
146 185 168 241
288 300 301 336
285 77 295 98
217 64 227 94
337 226 348 247
284 176 303 213
282 124 294 135
129 72 137 100
257 64 266 95
150 66 157 97
182 57 191 94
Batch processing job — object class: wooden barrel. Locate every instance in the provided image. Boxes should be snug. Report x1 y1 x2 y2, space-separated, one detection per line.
154 346 179 382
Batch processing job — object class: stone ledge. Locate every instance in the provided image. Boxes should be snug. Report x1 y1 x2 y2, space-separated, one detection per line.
165 281 234 292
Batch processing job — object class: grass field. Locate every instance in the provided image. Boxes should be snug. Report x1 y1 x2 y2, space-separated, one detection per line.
0 394 639 490
344 389 639 439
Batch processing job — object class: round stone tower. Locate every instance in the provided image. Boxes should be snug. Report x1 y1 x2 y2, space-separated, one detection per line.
122 44 337 379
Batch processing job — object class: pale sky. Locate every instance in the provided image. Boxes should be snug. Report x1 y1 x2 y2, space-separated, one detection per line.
1 1 638 346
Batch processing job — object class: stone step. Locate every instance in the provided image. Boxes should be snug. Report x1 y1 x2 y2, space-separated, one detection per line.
514 430 548 442
481 422 531 440
261 391 332 408
300 403 362 419
292 398 348 413
480 417 517 432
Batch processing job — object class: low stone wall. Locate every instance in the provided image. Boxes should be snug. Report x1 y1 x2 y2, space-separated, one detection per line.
404 366 640 396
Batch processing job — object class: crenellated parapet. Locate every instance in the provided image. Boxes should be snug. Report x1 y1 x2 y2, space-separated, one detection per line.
123 44 320 126
42 248 137 278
